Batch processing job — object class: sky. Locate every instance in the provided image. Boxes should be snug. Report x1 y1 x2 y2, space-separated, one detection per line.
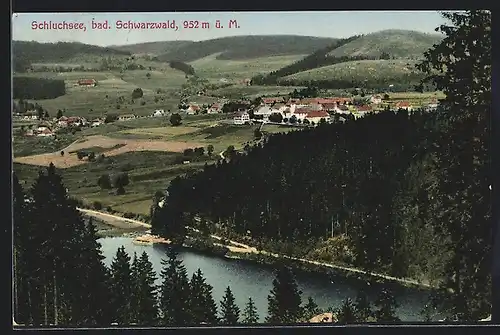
12 11 447 46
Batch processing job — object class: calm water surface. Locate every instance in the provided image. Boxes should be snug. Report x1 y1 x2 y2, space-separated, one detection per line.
99 237 434 322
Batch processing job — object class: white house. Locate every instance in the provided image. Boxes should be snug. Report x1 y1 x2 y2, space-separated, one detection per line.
370 95 383 104
91 119 103 127
118 114 137 121
23 112 38 120
253 106 275 121
37 126 49 133
334 104 351 114
233 111 250 125
152 109 165 117
427 99 439 110
37 128 54 137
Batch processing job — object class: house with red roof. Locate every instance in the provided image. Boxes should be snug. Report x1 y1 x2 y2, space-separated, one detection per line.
208 103 222 114
305 110 331 125
288 108 310 121
77 79 97 87
186 105 201 115
321 103 337 112
395 101 413 111
356 105 372 112
334 104 351 114
262 97 284 105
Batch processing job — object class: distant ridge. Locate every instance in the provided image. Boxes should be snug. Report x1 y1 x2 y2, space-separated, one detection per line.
110 40 194 56
12 40 131 64
154 35 338 62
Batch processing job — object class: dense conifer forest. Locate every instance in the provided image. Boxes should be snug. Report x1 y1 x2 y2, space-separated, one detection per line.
12 10 492 326
13 77 66 100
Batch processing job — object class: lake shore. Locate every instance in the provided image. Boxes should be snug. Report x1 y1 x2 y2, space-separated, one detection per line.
80 207 435 291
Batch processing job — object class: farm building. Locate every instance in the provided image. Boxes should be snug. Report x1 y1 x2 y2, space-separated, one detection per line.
186 105 200 115
208 103 222 114
77 79 97 87
118 114 137 121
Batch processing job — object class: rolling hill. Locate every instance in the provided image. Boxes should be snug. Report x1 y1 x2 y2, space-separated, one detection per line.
109 40 194 56
326 29 443 59
279 59 425 91
155 35 338 62
12 41 131 64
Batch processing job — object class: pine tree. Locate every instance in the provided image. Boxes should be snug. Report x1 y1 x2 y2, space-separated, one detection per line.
189 269 218 325
158 248 191 326
336 298 357 324
302 296 321 321
266 266 303 323
13 173 31 325
109 246 133 325
373 288 400 322
28 164 89 325
130 252 140 324
132 252 159 326
77 218 112 326
242 297 259 324
416 11 492 320
220 286 240 325
354 290 373 322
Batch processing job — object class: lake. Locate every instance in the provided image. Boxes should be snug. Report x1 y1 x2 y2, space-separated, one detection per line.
99 237 435 322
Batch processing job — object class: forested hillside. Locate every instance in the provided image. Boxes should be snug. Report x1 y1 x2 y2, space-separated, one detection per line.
12 41 131 71
110 40 194 55
156 35 337 62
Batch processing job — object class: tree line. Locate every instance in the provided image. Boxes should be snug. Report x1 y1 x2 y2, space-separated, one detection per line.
13 76 66 100
169 61 196 76
13 166 400 326
12 40 131 73
151 11 491 322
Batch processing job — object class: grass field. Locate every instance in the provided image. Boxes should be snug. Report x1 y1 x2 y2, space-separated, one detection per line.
190 54 306 80
284 60 421 83
22 70 187 119
13 151 215 215
13 134 78 157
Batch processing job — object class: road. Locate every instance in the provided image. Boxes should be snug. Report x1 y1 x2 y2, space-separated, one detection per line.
77 207 432 289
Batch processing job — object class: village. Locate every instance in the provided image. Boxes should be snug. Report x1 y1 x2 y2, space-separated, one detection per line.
13 79 440 139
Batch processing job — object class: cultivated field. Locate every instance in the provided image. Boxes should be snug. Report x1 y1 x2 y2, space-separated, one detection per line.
14 135 205 168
